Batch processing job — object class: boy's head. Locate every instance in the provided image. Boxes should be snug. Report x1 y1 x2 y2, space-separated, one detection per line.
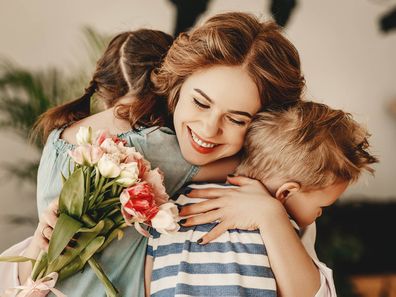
236 101 378 227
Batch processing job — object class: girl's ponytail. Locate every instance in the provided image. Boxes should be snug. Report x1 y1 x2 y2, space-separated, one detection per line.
31 80 96 143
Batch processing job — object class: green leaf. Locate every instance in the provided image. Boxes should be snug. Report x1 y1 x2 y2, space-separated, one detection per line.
0 255 35 265
46 220 105 273
31 251 48 281
58 236 105 281
88 257 119 297
48 213 82 263
59 168 85 218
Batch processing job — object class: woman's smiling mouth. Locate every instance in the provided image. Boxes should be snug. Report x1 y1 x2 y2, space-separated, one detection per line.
187 127 218 154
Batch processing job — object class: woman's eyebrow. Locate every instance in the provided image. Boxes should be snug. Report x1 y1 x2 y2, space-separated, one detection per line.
194 88 213 103
193 88 253 118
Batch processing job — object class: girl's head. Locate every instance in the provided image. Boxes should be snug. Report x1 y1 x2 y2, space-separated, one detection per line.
34 29 173 142
153 12 305 165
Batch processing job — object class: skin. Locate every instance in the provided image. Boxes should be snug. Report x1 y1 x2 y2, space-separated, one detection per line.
173 65 261 165
273 181 349 228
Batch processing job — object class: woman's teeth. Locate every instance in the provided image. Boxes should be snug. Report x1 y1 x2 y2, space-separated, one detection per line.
191 131 216 148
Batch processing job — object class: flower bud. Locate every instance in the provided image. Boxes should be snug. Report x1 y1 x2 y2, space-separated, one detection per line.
76 126 93 145
98 154 121 178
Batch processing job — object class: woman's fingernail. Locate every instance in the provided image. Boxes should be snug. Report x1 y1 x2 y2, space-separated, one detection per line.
179 219 187 224
197 238 203 244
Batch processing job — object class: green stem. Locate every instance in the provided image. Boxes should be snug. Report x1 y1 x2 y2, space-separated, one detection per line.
88 257 119 297
90 176 106 207
84 167 93 213
102 179 117 191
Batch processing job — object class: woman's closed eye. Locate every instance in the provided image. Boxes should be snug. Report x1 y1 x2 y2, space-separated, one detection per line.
193 98 210 109
227 116 246 126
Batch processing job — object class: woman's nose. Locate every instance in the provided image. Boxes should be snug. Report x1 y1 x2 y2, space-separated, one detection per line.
201 114 221 138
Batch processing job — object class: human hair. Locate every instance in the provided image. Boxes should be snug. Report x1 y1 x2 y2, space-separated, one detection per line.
32 29 174 142
236 101 379 189
152 12 305 117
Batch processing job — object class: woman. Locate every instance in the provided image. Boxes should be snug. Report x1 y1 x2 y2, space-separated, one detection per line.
2 12 331 296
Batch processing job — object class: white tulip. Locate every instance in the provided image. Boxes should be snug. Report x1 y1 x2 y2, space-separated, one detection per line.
151 203 180 234
98 154 121 178
116 162 139 187
76 126 93 145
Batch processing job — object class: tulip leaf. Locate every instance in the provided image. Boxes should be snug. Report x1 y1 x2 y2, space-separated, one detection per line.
48 213 82 263
58 236 105 281
31 251 48 281
0 255 36 265
88 257 120 297
59 167 85 218
46 220 105 273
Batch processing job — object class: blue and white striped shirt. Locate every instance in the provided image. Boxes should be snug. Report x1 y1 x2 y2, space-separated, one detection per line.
147 184 298 297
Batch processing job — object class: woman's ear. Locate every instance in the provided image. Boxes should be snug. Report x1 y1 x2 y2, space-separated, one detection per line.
275 182 301 204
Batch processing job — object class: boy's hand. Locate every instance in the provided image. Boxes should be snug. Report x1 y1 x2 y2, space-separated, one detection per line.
179 175 288 244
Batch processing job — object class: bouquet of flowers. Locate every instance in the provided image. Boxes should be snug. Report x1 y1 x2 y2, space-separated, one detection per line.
0 127 180 297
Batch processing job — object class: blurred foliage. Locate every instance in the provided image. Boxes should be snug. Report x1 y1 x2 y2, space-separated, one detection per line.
0 27 109 185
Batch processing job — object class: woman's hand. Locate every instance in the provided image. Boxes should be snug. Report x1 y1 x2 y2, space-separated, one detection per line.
179 175 288 244
33 199 59 251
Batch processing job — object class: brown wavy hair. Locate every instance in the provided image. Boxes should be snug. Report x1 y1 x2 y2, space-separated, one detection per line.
32 29 173 142
153 12 305 118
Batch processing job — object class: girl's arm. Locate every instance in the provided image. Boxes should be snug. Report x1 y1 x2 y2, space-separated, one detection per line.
180 176 321 297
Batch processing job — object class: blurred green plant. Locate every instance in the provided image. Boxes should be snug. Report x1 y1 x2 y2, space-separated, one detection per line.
0 27 109 185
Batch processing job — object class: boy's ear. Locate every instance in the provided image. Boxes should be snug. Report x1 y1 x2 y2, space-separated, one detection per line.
275 182 301 204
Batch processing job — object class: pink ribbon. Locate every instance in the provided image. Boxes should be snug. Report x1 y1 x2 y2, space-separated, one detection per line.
3 272 66 297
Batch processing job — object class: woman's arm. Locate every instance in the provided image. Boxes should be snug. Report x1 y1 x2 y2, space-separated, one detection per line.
192 155 240 183
180 176 321 297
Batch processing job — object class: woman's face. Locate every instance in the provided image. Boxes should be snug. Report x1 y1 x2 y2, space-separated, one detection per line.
173 65 261 165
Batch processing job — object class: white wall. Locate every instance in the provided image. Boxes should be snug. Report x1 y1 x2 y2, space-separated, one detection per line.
0 0 395 249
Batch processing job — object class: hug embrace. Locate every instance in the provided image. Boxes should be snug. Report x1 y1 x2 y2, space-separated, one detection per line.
0 12 377 297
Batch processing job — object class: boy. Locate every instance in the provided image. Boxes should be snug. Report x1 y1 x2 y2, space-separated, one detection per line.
146 101 378 296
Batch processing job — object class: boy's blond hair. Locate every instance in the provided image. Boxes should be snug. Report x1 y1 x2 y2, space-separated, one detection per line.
236 101 378 189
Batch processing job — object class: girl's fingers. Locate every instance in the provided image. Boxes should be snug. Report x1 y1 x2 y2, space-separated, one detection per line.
181 210 222 227
198 222 230 245
180 199 223 216
41 211 58 228
42 225 53 241
187 188 233 199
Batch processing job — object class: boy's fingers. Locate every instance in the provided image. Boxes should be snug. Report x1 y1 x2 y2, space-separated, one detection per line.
198 222 229 245
180 210 221 227
180 199 222 216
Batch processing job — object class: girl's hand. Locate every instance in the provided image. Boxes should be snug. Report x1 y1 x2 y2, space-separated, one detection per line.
179 175 288 244
33 199 59 251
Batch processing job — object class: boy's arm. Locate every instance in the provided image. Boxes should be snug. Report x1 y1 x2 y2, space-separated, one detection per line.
257 213 321 297
144 255 153 297
300 223 337 296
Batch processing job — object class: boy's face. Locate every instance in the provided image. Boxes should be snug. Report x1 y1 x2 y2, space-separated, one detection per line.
282 181 349 228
